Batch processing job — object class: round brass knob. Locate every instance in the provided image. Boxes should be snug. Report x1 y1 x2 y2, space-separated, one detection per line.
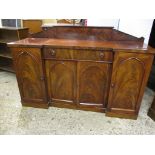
49 49 56 56
100 52 105 58
40 76 44 81
111 83 115 88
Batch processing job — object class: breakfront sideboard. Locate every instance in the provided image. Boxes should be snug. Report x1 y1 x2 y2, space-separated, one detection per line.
8 26 155 119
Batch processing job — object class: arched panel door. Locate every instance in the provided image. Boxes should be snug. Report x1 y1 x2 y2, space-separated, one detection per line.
12 48 48 108
77 61 111 110
107 52 154 119
45 60 76 104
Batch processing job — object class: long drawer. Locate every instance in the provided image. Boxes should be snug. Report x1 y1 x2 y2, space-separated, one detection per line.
43 48 113 62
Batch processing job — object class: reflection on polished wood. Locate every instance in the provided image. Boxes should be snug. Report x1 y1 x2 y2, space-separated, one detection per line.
8 26 155 119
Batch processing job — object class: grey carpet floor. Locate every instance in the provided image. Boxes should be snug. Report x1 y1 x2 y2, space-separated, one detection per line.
0 71 155 135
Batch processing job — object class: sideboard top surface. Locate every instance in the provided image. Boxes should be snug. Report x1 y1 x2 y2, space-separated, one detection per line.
7 26 155 54
8 37 155 53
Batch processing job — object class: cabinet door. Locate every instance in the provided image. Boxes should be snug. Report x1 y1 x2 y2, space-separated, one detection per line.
77 61 111 110
106 52 154 119
45 60 76 105
12 47 48 108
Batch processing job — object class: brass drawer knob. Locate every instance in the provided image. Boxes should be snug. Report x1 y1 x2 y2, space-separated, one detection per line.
111 83 115 88
100 52 105 58
49 49 56 56
21 51 28 55
40 76 44 81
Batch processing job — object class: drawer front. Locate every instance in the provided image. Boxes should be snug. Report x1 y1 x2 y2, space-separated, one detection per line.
43 48 113 62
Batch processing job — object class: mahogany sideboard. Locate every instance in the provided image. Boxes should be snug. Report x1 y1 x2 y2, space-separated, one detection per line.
8 26 155 119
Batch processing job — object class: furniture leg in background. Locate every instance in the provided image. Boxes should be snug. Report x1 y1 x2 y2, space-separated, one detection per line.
148 96 155 121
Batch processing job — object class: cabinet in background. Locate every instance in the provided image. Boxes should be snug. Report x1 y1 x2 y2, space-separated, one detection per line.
22 20 42 34
0 27 29 72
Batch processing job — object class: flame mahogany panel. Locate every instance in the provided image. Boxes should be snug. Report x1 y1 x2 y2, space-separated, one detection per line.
107 52 154 119
11 47 48 108
45 60 77 104
77 61 111 110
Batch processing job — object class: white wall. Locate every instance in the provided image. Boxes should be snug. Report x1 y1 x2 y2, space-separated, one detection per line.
87 19 119 29
118 19 153 44
0 19 2 26
87 19 153 44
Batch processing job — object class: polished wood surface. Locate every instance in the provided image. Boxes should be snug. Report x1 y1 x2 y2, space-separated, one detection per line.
11 47 48 108
32 26 113 41
8 26 155 119
46 60 76 104
31 26 143 42
78 61 111 109
43 48 113 62
8 38 154 53
107 52 154 119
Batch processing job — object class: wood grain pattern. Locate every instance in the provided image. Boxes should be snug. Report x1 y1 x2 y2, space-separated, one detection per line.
112 29 144 42
78 62 111 108
106 52 154 119
31 26 143 42
43 48 113 62
8 38 154 54
45 60 76 104
12 47 48 108
32 26 113 41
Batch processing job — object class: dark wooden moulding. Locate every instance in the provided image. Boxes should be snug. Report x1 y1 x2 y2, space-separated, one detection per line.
8 26 155 119
148 97 155 121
